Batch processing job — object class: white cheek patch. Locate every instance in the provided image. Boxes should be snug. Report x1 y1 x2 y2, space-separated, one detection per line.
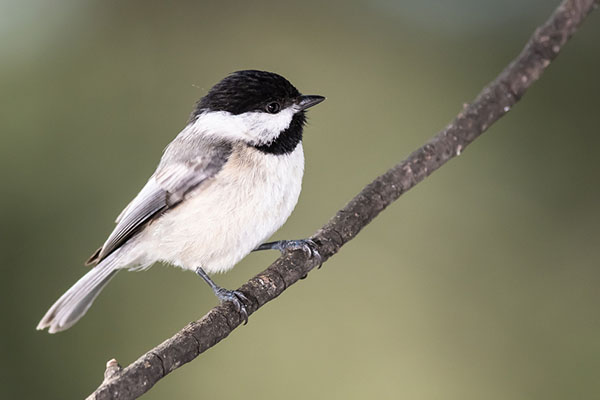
240 107 295 145
191 107 296 145
191 111 249 142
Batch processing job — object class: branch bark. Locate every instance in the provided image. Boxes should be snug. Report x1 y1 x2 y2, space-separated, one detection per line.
88 1 598 398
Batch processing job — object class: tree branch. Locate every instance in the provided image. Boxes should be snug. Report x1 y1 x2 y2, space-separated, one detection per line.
88 1 598 398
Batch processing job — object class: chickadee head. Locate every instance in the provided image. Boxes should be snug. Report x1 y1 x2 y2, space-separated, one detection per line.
189 70 325 154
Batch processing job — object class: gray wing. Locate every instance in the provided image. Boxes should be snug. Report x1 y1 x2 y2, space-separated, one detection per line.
87 137 232 264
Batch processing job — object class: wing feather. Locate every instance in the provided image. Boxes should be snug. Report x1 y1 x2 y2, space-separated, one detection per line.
95 179 168 262
87 137 232 264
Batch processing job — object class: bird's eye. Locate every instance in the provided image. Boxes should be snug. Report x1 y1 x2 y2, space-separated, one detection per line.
265 102 281 114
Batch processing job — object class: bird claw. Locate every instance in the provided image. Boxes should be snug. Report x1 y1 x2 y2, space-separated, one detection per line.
215 288 249 325
278 239 323 269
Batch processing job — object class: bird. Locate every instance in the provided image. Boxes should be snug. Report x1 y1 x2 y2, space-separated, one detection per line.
37 70 325 333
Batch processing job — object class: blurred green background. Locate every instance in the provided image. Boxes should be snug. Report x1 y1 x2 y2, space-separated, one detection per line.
2 0 599 398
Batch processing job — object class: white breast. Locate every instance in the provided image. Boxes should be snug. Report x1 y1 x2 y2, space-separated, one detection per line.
126 143 305 274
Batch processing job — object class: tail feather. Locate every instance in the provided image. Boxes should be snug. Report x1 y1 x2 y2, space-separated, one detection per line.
37 259 119 333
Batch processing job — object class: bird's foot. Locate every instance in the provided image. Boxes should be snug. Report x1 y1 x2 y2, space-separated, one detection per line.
214 287 249 325
195 267 249 324
255 239 322 268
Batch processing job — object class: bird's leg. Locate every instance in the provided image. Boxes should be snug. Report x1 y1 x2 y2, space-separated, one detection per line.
253 239 322 269
195 267 249 324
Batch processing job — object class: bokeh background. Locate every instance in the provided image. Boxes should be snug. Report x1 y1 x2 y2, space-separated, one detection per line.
2 0 599 398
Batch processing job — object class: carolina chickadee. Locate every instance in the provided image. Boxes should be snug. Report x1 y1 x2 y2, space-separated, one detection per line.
37 70 325 333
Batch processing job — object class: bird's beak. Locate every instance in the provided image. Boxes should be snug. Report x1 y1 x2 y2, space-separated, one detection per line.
297 95 325 111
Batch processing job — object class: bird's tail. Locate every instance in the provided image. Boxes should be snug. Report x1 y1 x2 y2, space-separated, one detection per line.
37 257 119 333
